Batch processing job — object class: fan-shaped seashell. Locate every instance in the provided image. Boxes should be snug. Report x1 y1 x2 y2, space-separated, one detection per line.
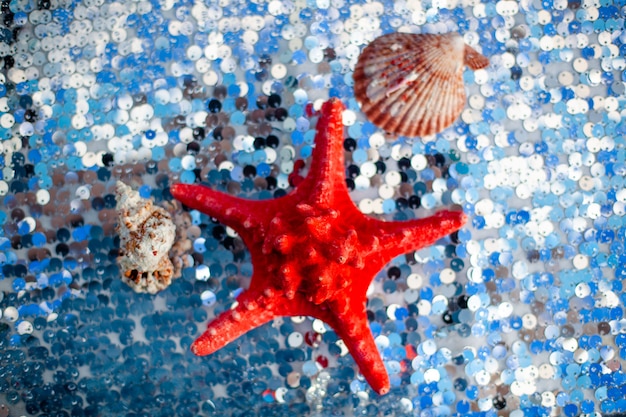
115 181 176 294
353 32 489 137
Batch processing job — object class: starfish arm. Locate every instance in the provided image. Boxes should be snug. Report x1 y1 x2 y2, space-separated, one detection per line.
297 98 348 205
376 210 467 258
191 290 278 356
170 183 267 232
325 306 390 395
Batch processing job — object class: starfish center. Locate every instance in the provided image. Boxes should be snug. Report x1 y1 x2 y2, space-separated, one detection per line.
260 202 372 304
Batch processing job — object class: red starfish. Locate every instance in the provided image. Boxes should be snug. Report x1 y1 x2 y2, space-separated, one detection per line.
170 98 466 394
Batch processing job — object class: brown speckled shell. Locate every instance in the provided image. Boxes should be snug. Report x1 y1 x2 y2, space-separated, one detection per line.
353 32 489 137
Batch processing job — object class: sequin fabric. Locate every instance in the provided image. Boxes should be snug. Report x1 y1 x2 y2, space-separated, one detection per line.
1 0 626 416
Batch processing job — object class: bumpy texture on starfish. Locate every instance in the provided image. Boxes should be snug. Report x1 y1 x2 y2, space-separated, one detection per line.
171 98 466 394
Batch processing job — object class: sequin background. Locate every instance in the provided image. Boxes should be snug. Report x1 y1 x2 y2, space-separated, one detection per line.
1 0 626 416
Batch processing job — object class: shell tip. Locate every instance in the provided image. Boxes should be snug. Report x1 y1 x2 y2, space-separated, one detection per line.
464 44 489 70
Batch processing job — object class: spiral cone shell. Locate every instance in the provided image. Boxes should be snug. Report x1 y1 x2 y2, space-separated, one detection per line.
115 181 176 293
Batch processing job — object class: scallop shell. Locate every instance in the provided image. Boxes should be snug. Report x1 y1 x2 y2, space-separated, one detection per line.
353 32 489 137
115 181 176 294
